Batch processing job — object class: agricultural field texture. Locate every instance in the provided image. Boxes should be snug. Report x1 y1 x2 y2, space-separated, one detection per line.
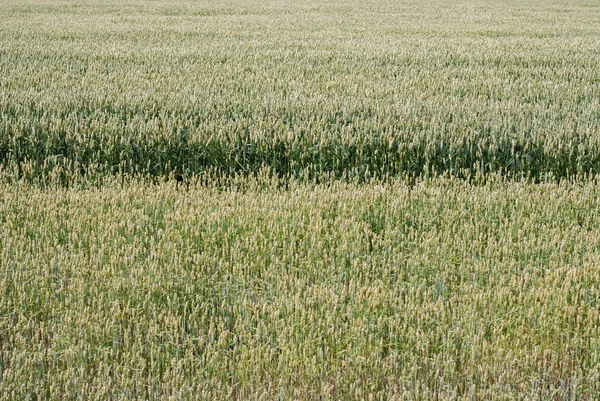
1 0 600 182
2 177 600 400
1 0 600 400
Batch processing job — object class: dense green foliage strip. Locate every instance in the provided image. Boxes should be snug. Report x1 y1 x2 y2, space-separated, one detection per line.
1 0 600 181
1 176 600 399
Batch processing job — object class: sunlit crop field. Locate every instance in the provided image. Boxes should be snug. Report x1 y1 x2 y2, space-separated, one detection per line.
1 0 600 182
2 177 600 399
2 0 600 399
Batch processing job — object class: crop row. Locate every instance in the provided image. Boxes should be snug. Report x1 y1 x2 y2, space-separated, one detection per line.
1 0 599 182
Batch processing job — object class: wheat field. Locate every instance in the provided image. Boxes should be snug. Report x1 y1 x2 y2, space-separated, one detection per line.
1 0 600 182
2 176 600 399
1 0 600 400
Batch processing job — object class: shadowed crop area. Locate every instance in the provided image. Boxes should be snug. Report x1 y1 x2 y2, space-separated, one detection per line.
1 0 600 182
1 176 600 399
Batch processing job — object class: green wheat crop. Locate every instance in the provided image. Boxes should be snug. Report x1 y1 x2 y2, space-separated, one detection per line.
2 0 600 399
1 0 600 182
2 175 600 399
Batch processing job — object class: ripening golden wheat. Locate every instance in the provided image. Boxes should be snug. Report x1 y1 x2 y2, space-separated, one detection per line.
1 175 600 399
2 0 600 399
